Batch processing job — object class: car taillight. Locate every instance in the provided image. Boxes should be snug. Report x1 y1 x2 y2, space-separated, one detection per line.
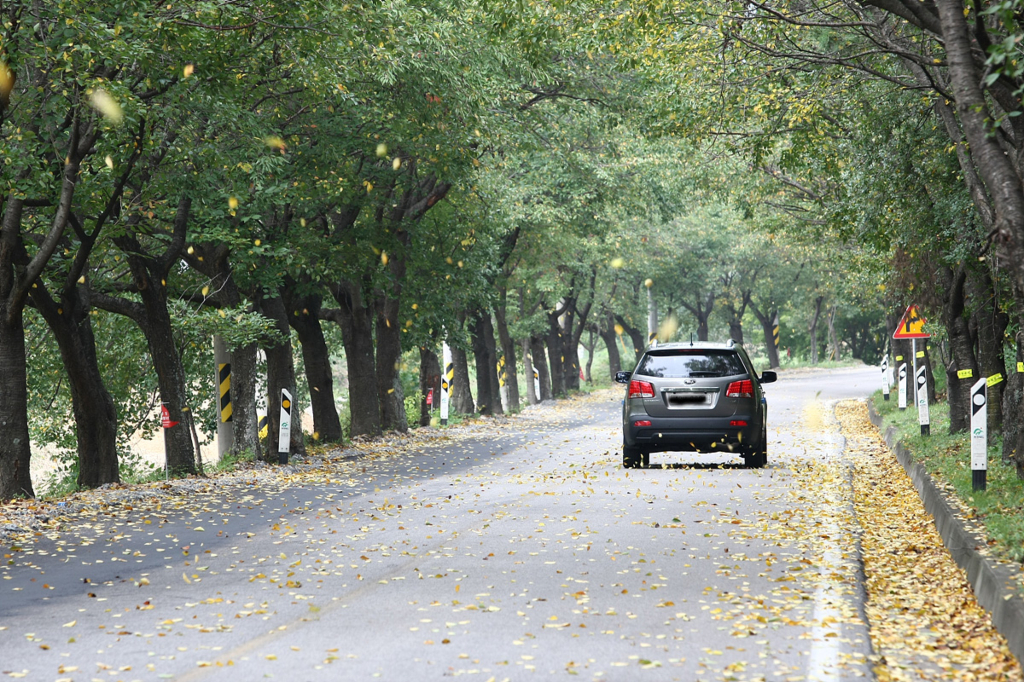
730 420 748 427
628 380 655 398
633 420 652 427
726 380 753 398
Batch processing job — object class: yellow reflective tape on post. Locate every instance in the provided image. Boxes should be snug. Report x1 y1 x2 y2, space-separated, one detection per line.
987 373 1004 387
1018 362 1024 373
218 363 232 423
648 331 657 343
258 414 268 438
957 369 973 380
895 355 903 361
916 351 925 358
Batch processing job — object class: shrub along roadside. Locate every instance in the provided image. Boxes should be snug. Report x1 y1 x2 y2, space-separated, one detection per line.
871 391 1024 565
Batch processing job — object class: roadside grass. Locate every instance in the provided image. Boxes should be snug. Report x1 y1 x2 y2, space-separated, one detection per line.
871 391 1024 566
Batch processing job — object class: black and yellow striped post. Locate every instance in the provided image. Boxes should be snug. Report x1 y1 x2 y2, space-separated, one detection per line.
219 363 233 423
441 342 453 425
213 335 234 457
772 312 780 353
258 414 268 439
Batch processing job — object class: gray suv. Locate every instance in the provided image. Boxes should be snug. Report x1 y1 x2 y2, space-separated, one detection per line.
614 341 776 468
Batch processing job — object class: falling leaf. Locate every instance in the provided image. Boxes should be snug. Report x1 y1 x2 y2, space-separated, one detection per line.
89 89 123 124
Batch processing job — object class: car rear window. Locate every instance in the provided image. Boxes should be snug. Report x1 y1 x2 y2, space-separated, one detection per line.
635 350 746 378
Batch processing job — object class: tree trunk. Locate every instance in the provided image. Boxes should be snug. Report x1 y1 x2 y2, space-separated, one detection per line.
31 285 119 488
922 342 938 405
598 315 622 379
696 313 710 342
727 313 744 346
583 327 596 383
470 309 502 415
1003 329 1024 475
0 306 34 498
808 296 824 364
827 305 840 361
136 276 197 476
560 308 581 392
494 297 520 412
419 345 441 426
260 294 305 459
938 265 977 433
544 320 567 399
531 336 552 401
967 268 1008 434
287 292 343 443
230 342 262 459
614 315 645 365
750 303 782 369
325 280 381 438
375 292 408 432
451 339 475 414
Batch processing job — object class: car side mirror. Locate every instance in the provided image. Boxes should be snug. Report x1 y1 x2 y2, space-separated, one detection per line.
760 370 777 384
614 371 632 384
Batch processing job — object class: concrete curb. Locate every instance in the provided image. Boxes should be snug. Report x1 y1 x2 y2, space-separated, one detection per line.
866 400 1024 665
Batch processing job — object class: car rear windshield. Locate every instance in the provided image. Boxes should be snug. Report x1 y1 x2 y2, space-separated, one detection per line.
635 350 747 378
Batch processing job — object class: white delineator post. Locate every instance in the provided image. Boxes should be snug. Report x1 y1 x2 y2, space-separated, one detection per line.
898 363 907 410
441 342 452 426
881 355 890 401
970 377 987 492
915 363 930 436
278 388 292 465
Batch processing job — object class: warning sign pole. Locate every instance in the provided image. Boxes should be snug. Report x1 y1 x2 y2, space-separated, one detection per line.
440 342 452 426
214 335 234 458
970 378 987 491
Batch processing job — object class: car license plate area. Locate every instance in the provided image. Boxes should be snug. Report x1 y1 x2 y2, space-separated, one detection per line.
666 392 711 408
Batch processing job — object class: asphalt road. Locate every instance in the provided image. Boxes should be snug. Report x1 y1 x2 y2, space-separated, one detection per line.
2 365 883 681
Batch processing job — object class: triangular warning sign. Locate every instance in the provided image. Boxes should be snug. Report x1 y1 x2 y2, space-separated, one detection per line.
893 304 931 339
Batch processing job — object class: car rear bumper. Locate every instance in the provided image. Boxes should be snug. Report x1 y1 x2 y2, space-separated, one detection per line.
623 415 759 453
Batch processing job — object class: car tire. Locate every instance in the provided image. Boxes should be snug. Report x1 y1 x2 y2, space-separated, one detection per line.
623 445 642 469
744 422 768 468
